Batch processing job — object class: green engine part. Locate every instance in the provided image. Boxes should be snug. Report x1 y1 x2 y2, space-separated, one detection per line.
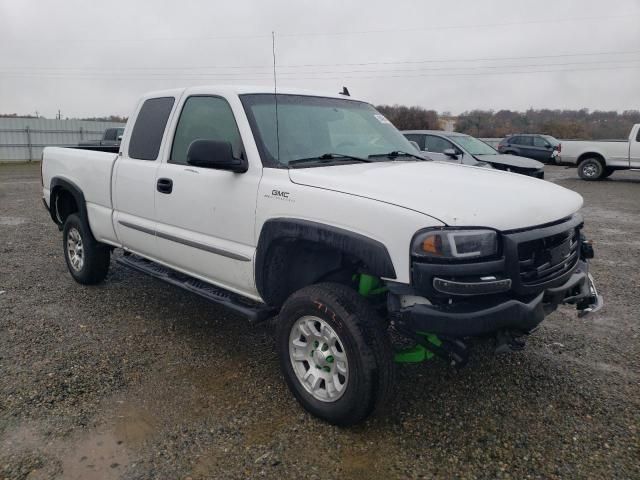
394 332 442 363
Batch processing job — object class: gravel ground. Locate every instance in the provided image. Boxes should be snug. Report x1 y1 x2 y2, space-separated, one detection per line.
0 162 638 480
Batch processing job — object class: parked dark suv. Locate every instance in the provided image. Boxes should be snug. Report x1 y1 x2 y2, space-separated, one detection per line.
498 134 561 163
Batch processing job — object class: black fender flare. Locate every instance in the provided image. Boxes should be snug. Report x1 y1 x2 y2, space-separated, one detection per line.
255 218 397 299
49 177 89 227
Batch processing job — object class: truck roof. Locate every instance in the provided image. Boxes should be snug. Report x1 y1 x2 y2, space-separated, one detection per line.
140 85 364 102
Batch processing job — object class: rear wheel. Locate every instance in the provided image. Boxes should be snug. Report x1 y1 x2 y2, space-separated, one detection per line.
276 282 394 426
63 213 110 285
578 157 605 180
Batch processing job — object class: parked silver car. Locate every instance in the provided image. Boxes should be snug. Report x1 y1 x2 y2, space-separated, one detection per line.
403 130 544 178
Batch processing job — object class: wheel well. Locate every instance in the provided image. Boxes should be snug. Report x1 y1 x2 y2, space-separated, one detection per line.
578 153 605 166
260 239 361 307
52 187 79 224
255 219 396 307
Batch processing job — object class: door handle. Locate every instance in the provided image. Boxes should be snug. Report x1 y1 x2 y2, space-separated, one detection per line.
157 178 173 194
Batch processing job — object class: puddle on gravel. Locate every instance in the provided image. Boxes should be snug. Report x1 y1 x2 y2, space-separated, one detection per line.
0 216 27 225
0 401 161 478
59 431 129 480
112 402 159 447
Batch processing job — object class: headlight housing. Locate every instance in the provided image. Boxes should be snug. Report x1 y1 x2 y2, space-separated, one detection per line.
412 228 498 261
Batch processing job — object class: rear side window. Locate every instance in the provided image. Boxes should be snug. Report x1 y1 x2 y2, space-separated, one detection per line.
170 96 243 165
128 97 175 160
104 129 117 141
516 136 533 146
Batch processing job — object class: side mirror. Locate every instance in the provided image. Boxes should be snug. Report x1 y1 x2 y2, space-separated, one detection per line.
443 148 459 158
187 139 247 173
408 140 420 151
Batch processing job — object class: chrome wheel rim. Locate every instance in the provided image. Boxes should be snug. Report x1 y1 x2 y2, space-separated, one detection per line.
289 315 349 402
67 227 84 271
583 163 598 178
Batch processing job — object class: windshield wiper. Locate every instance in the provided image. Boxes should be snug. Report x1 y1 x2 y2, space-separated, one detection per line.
368 150 427 161
288 153 372 168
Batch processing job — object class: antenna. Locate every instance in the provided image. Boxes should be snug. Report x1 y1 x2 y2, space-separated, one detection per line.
272 31 281 163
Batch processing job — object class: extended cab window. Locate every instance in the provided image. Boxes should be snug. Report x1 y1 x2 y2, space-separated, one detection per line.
424 135 454 153
128 97 175 160
170 96 243 165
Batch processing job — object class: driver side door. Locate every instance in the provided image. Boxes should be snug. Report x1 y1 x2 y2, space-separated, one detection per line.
531 136 553 161
152 94 262 298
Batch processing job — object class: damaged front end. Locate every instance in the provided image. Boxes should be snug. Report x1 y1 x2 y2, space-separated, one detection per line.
387 214 603 365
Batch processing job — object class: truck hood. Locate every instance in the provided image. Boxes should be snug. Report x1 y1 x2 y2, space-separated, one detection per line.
474 153 544 170
288 161 583 231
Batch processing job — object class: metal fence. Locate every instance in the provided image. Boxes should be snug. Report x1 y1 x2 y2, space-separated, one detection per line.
0 118 126 162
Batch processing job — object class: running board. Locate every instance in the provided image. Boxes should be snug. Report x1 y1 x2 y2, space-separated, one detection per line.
116 254 276 323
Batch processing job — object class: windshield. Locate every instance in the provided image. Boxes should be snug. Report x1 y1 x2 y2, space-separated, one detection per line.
240 94 418 167
446 135 498 155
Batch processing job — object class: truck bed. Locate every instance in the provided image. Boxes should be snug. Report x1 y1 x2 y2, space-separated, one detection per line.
561 139 630 165
42 146 119 243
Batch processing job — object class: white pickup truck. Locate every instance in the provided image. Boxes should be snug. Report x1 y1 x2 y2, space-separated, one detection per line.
42 86 602 425
560 124 640 180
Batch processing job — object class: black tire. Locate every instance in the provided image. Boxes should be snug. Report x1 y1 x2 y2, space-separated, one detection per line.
578 157 605 180
62 213 110 285
602 167 615 178
276 282 395 426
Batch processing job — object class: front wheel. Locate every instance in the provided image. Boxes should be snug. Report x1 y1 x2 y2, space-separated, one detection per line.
578 157 605 180
276 283 394 426
63 213 110 285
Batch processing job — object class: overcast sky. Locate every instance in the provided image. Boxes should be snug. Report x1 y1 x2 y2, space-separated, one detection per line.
1 0 639 118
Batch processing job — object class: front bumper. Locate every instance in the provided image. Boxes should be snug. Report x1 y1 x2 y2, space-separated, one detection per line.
394 261 602 337
391 215 603 338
